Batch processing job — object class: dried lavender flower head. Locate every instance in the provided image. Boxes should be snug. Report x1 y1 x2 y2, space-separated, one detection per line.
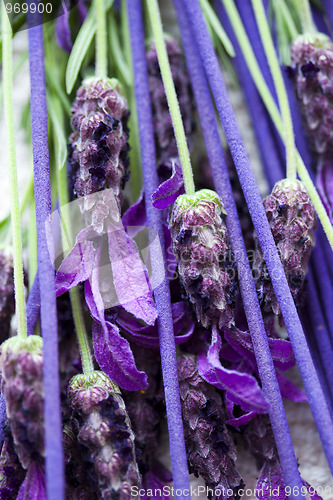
177 353 243 498
68 371 141 499
0 252 15 344
290 33 333 157
170 189 238 329
0 336 44 469
69 77 130 219
146 36 194 163
253 179 317 315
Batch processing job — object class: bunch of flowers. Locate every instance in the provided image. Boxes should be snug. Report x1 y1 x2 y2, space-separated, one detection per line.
0 0 333 499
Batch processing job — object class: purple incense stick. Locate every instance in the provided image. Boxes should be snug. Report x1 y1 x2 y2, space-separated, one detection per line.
27 7 65 500
127 1 190 498
26 273 40 336
184 0 333 473
173 0 303 493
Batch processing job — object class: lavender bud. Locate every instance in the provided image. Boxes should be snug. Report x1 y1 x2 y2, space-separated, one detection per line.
0 336 44 469
291 34 333 157
147 36 194 163
170 189 238 329
0 253 15 344
68 371 141 499
253 179 316 316
177 354 243 498
68 77 130 229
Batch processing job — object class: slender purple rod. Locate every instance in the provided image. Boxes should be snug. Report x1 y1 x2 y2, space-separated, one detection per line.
27 8 65 500
26 273 40 336
126 1 190 497
184 0 333 473
173 0 303 493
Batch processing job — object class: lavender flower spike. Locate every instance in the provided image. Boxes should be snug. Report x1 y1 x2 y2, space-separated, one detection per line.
27 5 64 499
127 1 190 498
183 0 333 475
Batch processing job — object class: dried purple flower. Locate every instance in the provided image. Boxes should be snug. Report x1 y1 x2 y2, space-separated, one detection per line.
177 353 243 498
0 336 44 469
0 253 14 344
0 427 25 498
290 34 333 157
146 37 194 163
68 371 141 499
169 189 238 329
68 77 130 225
253 179 317 316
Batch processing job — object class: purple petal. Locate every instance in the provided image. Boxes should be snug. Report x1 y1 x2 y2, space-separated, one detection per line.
198 327 269 413
225 396 257 427
317 160 333 223
256 460 286 500
17 463 46 500
142 464 172 499
93 320 148 391
116 300 194 347
77 0 88 23
55 9 72 53
152 158 185 209
276 372 307 403
55 227 95 296
107 223 157 325
122 192 147 237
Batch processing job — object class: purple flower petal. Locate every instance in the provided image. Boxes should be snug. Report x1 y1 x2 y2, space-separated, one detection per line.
152 158 185 209
55 227 95 296
93 320 147 391
225 396 257 427
17 463 46 500
55 8 72 53
256 460 286 500
317 160 333 223
276 372 307 403
107 223 157 325
198 327 269 413
122 191 147 237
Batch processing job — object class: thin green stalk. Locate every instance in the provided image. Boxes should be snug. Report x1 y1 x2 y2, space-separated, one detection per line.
95 0 108 77
251 0 296 180
299 0 316 34
199 0 235 57
146 0 195 195
54 97 93 376
278 0 299 40
222 0 333 250
2 4 27 339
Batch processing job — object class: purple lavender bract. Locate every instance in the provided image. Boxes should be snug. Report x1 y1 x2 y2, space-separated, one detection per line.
69 77 130 213
253 180 316 316
291 34 333 157
147 37 194 163
68 371 141 499
170 189 237 329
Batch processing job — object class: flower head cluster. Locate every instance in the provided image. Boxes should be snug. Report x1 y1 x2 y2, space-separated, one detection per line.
170 189 238 329
177 353 243 498
290 34 333 158
147 36 194 163
0 336 44 470
253 179 316 316
68 77 130 227
67 371 141 500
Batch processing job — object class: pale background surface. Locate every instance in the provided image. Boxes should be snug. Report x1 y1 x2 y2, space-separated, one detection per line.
0 15 332 500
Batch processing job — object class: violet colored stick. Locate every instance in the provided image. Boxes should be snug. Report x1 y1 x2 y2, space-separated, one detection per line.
184 0 333 473
173 0 303 493
26 273 40 336
127 1 190 498
27 8 65 500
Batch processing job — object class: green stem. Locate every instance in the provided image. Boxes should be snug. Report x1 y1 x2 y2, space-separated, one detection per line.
251 0 296 180
278 0 299 41
55 98 94 376
2 4 27 339
146 0 195 195
95 0 108 77
223 0 333 251
199 0 235 57
299 0 316 34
